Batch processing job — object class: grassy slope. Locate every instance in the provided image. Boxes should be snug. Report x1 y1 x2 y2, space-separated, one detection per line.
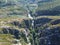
0 16 60 45
0 0 60 45
37 0 60 10
0 0 60 16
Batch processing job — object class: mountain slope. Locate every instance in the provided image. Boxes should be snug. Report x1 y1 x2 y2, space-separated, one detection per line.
0 0 60 16
36 0 60 16
0 16 60 45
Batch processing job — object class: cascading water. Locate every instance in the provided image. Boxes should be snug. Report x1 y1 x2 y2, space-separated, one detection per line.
12 39 22 45
24 29 31 45
27 11 35 45
32 20 34 30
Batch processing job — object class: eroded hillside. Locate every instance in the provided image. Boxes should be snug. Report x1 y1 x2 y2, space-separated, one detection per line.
0 16 60 45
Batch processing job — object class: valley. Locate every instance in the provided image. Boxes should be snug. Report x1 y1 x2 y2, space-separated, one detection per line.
0 16 60 45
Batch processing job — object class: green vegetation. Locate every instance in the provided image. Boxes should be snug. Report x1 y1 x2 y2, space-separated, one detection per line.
0 16 60 45
37 0 60 10
0 0 60 45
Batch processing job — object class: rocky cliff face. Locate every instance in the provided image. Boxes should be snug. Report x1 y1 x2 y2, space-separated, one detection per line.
0 16 60 45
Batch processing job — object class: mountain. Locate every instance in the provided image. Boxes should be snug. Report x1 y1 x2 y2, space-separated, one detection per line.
0 0 60 16
0 0 60 45
0 16 60 45
36 0 60 16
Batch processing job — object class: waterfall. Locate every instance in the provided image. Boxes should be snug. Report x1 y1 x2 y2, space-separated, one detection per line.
12 39 22 45
24 29 31 45
27 11 35 45
32 20 34 29
12 29 31 45
28 13 33 19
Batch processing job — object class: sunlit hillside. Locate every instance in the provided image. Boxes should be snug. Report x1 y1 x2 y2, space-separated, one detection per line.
0 0 60 16
0 0 60 45
0 16 60 45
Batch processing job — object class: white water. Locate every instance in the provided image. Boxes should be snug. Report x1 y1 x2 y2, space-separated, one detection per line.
32 20 34 27
28 13 33 19
24 29 31 45
27 13 34 45
12 39 22 45
13 13 33 45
